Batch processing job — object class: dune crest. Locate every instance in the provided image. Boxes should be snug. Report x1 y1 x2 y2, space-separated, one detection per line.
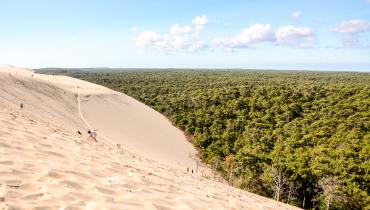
0 65 34 76
0 66 300 209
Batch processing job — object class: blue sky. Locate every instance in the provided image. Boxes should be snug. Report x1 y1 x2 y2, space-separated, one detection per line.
1 0 370 71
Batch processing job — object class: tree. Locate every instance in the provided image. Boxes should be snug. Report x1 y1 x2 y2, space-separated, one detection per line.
271 166 288 202
318 176 346 210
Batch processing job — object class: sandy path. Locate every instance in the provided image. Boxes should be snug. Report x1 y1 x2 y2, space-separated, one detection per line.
77 88 93 130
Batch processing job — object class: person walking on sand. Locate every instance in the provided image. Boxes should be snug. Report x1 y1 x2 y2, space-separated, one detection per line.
20 103 23 110
87 129 97 142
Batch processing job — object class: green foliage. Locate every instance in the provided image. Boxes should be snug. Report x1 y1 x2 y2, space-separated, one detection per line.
69 70 370 209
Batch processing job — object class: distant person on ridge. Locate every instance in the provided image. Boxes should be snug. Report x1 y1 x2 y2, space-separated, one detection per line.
87 129 97 142
20 103 23 110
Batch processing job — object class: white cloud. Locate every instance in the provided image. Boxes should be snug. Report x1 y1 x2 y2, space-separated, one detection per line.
192 15 208 26
292 11 301 19
188 41 207 52
213 24 315 50
135 31 160 48
131 27 139 32
212 24 274 50
275 25 315 48
170 24 193 35
135 15 208 51
136 17 316 51
333 19 370 34
333 20 370 47
192 15 209 34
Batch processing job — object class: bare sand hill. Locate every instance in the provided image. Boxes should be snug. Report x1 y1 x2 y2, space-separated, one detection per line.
80 94 201 172
0 65 301 209
2 64 200 171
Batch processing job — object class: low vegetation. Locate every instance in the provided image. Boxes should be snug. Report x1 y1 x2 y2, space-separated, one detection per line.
44 69 369 209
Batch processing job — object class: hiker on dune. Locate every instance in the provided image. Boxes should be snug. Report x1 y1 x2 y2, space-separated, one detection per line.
87 129 98 142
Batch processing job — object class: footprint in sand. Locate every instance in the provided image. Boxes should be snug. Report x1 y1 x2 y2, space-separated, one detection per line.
59 180 83 190
5 179 22 189
22 192 44 200
95 186 117 195
0 160 14 165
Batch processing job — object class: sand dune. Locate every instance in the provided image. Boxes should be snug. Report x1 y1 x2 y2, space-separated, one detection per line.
80 93 201 171
1 64 201 171
0 66 301 209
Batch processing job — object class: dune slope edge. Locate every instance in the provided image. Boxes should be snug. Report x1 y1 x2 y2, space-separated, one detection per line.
0 66 300 209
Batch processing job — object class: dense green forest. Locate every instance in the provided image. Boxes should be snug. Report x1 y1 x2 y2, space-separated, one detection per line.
53 69 369 209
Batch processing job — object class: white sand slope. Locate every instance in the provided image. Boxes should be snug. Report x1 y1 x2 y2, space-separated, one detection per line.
80 93 201 171
0 65 301 209
1 64 200 171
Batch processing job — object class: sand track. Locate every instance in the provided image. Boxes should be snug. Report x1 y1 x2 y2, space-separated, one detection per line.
77 89 93 130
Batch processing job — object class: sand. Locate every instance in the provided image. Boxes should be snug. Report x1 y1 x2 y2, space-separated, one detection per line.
0 65 301 209
80 93 202 171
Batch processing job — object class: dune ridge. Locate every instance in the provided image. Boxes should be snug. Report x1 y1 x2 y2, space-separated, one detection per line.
0 66 300 209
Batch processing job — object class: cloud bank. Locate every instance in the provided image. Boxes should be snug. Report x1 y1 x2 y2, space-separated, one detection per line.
135 15 370 51
213 25 315 50
135 15 208 52
275 25 315 48
333 19 370 47
212 24 274 51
